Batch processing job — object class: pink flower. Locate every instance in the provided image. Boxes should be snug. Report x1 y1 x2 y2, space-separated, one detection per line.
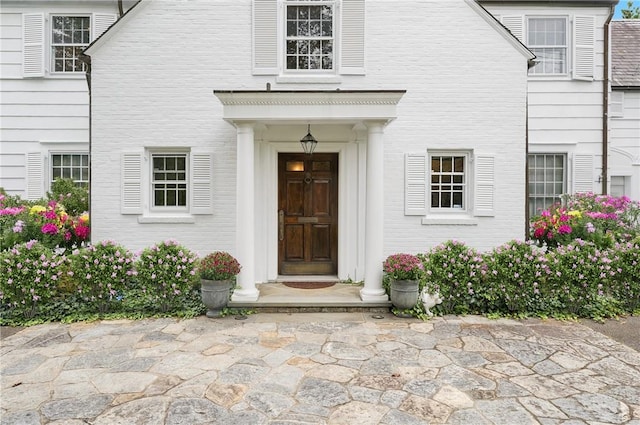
41 223 59 235
44 210 57 220
74 225 90 240
558 225 572 235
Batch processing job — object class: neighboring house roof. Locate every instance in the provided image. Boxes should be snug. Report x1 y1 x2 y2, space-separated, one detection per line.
479 0 617 4
611 20 640 89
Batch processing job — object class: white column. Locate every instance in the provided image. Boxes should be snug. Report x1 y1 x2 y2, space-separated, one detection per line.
360 122 388 302
232 123 260 301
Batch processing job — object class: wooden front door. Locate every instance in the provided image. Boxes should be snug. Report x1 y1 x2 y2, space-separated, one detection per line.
278 153 338 275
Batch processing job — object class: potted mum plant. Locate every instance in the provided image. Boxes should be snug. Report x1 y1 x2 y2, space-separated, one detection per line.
198 251 241 317
383 253 425 315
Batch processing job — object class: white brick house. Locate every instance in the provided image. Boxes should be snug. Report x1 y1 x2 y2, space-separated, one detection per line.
83 0 533 301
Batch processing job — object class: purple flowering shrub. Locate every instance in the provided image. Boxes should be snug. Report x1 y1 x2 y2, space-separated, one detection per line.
135 240 198 312
420 240 484 314
0 240 67 318
609 241 640 311
542 240 616 315
481 240 548 313
69 241 134 312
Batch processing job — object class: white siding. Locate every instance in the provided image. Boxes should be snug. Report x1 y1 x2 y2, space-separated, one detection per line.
484 3 613 195
88 0 529 278
610 90 640 200
0 2 120 197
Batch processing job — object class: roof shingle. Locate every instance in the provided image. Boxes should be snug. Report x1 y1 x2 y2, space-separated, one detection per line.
611 20 640 88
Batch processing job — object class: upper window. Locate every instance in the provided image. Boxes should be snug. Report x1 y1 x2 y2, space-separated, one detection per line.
529 153 566 216
252 0 364 77
151 154 188 209
285 1 334 71
51 153 89 187
430 154 467 211
51 16 90 73
527 17 567 75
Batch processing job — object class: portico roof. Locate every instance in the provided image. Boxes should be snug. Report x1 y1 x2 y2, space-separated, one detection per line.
213 90 406 124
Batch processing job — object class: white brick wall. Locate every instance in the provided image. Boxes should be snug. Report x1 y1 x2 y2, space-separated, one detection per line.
90 0 528 262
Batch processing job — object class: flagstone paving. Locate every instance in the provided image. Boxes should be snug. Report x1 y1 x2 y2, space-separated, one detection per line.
1 313 639 424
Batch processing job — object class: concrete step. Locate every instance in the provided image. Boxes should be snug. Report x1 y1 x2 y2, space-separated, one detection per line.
227 283 392 313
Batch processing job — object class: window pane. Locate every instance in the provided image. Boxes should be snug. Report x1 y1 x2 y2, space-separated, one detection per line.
442 158 452 172
431 193 439 208
432 158 440 172
155 190 164 206
167 190 176 206
454 157 464 172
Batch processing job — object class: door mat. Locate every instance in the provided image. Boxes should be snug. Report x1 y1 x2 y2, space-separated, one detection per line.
282 281 336 289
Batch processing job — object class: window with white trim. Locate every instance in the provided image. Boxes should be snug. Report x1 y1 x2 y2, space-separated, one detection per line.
527 17 567 75
22 13 116 78
151 153 188 209
430 153 468 211
528 153 566 216
51 153 89 187
285 1 334 71
405 151 495 220
51 16 90 73
252 0 364 76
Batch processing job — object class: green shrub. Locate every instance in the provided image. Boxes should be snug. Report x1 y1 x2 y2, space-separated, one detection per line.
609 242 640 311
135 240 198 312
420 240 484 314
48 178 89 216
70 241 134 312
544 240 621 317
0 241 67 318
481 240 548 314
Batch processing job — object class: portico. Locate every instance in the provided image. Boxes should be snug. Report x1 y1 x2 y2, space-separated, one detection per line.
213 90 405 303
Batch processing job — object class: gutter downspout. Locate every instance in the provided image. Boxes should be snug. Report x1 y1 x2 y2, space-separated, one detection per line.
602 5 614 195
80 53 92 244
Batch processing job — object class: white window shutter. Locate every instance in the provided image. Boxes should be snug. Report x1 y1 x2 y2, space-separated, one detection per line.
26 152 43 200
22 13 44 78
474 155 495 217
121 153 143 214
190 152 213 214
340 0 365 75
573 15 595 81
501 15 524 42
253 0 278 75
93 14 117 40
405 153 426 216
573 154 594 193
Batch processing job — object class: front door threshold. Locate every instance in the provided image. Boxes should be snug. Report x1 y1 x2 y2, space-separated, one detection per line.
227 283 391 312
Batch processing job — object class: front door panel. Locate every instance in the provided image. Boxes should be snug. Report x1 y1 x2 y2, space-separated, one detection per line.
278 153 338 275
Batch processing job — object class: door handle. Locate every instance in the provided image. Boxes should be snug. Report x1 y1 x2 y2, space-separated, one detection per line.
279 210 284 241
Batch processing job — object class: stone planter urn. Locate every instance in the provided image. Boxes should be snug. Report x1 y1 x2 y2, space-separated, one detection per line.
390 279 420 314
200 279 234 317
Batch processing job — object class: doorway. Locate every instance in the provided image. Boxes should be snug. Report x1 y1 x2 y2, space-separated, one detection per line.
278 152 338 275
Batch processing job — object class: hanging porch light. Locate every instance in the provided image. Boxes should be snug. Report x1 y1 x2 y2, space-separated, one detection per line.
300 124 318 155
